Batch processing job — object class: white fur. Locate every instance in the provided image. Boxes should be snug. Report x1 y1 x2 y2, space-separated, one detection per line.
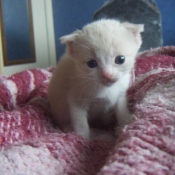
48 19 144 139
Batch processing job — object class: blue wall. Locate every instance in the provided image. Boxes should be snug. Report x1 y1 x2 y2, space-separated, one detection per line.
52 0 106 61
52 0 175 61
156 0 175 46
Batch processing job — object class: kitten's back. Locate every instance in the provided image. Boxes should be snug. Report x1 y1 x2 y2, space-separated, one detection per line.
48 55 75 125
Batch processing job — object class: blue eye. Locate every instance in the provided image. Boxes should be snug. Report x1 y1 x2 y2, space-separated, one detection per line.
115 55 125 64
87 60 97 68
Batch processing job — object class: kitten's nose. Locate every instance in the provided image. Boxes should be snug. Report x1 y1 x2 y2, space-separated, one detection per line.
102 72 115 82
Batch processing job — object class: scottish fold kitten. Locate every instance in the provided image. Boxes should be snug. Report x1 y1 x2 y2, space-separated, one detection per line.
48 19 144 139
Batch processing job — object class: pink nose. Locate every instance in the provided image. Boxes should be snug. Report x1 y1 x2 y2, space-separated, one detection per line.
102 72 114 81
102 72 111 79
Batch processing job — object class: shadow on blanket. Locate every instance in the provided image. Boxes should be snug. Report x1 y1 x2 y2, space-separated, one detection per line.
0 46 175 175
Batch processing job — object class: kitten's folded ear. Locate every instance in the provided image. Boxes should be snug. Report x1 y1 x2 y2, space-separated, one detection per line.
122 22 144 46
60 30 82 44
60 30 82 55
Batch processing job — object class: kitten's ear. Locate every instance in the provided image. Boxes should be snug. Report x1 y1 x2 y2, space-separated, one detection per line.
60 30 82 55
122 22 144 45
60 30 82 44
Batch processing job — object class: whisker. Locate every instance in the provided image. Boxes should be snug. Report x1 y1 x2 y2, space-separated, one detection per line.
74 41 91 50
71 77 97 93
78 82 92 99
71 78 99 102
70 73 92 79
71 79 90 91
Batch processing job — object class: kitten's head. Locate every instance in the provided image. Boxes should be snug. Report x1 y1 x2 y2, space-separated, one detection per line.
60 19 144 87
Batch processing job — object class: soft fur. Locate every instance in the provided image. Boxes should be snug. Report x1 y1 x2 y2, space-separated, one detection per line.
48 19 144 139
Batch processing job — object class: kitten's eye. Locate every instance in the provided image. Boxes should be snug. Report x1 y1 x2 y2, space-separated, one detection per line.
87 60 98 68
115 55 125 64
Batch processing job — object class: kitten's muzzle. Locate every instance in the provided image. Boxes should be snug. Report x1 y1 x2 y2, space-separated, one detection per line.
102 72 116 81
101 72 117 86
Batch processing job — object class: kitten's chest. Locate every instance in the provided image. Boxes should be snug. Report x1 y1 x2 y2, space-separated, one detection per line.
91 98 109 106
89 98 111 114
91 95 117 111
94 87 119 107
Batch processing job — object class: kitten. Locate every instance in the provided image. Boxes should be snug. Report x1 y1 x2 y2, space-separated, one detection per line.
48 19 144 139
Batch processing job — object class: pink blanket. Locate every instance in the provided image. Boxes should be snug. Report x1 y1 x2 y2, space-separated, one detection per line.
0 46 175 175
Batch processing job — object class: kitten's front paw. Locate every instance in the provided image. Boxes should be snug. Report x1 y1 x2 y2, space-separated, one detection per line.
77 128 114 140
117 113 133 128
79 132 90 140
75 128 90 140
89 128 116 141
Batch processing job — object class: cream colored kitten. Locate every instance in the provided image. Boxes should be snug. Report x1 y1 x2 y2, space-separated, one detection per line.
48 19 144 139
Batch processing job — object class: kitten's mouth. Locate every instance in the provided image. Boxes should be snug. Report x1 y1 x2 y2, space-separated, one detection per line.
101 79 117 87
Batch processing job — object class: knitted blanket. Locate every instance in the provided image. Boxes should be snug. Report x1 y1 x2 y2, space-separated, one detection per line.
0 46 175 175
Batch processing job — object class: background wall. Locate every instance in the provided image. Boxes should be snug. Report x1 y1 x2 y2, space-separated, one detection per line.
52 0 175 61
52 0 107 61
155 0 175 46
